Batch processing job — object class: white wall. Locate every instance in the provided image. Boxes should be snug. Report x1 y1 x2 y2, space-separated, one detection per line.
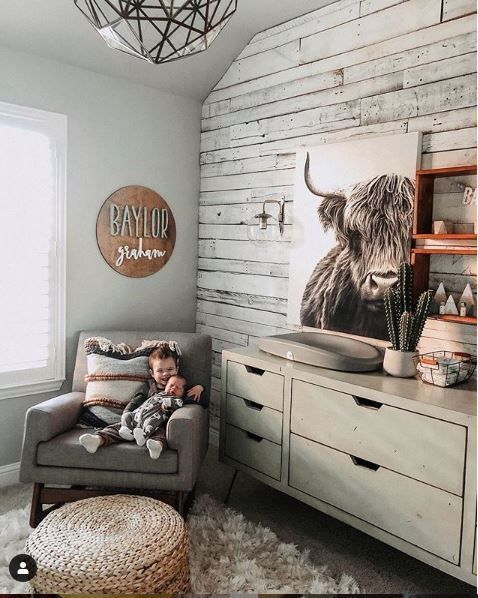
0 46 202 467
197 0 477 430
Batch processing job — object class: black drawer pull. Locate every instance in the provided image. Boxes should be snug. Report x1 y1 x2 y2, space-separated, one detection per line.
353 396 383 410
245 365 265 376
246 431 263 443
244 399 264 411
350 455 380 471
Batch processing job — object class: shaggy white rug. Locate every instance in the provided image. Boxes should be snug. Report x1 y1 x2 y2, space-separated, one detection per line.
0 488 31 594
0 489 359 594
189 494 360 594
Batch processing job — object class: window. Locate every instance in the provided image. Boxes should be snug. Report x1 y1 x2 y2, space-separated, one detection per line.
0 101 66 399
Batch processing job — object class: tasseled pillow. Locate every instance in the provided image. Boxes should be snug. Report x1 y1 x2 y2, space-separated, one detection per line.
83 337 151 424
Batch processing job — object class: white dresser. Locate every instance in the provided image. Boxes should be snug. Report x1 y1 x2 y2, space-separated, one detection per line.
219 346 477 585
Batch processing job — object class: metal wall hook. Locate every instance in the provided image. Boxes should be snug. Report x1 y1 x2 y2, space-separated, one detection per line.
261 196 285 234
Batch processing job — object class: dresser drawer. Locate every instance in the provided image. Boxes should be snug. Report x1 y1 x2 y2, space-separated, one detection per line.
226 361 284 411
291 379 466 495
289 433 462 564
226 394 282 445
225 424 281 481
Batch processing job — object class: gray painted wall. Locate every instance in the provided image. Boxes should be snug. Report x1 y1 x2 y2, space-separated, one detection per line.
0 46 202 467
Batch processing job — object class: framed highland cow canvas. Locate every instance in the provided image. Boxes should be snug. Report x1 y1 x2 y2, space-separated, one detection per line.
287 132 422 341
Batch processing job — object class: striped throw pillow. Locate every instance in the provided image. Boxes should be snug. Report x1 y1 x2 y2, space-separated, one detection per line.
83 337 151 424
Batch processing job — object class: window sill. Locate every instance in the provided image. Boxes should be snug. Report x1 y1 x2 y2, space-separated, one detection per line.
0 378 65 401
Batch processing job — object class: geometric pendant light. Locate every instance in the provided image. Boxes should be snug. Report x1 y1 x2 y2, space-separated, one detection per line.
74 0 238 65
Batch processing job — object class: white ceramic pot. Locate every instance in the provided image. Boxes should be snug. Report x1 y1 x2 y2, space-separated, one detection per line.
383 347 419 378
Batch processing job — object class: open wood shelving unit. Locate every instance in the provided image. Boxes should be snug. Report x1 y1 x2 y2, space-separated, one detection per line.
411 164 477 326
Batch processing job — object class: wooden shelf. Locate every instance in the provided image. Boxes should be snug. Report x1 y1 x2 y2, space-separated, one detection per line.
412 248 477 255
428 314 477 325
416 165 477 177
413 234 477 240
411 165 477 325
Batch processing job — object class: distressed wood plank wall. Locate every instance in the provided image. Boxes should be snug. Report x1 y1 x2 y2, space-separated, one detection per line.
197 0 477 429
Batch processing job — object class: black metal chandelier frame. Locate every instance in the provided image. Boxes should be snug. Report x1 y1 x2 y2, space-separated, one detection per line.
74 0 238 64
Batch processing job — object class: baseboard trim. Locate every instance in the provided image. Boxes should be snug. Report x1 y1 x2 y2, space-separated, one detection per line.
0 462 20 487
209 427 219 448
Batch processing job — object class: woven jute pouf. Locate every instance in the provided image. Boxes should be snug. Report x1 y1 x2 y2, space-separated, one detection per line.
25 494 190 594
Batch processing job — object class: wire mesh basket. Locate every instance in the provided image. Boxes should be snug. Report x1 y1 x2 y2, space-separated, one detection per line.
415 351 477 387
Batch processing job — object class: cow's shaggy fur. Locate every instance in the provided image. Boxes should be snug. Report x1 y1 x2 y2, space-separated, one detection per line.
301 172 414 340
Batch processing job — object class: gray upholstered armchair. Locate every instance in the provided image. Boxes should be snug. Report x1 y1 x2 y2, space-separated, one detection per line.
20 331 211 527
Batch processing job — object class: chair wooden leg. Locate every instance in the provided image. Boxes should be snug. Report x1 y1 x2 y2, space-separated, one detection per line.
41 503 63 518
30 482 44 528
183 484 196 518
31 485 191 522
176 491 185 516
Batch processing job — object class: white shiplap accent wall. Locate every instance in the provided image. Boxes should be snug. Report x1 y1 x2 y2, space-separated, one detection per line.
197 0 477 429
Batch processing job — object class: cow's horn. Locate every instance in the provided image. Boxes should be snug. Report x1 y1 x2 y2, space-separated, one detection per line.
304 152 345 199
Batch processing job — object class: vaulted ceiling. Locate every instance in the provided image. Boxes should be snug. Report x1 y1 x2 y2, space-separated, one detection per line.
0 0 337 101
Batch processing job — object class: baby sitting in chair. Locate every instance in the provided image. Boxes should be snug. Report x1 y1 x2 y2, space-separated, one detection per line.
121 374 186 450
80 374 186 459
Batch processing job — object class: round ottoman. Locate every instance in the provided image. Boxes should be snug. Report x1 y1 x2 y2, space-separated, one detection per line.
26 495 190 594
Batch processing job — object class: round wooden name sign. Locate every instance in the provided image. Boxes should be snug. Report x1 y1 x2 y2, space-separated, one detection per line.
96 186 176 278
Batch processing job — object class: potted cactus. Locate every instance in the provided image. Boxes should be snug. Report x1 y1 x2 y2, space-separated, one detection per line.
383 262 433 377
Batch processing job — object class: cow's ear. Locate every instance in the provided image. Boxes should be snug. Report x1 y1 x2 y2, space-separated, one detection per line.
317 195 347 246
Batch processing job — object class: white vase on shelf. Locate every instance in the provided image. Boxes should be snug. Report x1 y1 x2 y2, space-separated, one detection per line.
383 348 418 378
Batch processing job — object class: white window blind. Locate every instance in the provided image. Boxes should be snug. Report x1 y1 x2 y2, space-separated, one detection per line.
0 101 66 399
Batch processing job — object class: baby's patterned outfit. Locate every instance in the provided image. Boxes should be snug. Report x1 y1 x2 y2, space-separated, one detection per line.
122 392 183 439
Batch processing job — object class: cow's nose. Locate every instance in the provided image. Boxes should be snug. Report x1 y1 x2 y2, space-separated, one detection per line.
368 273 398 297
